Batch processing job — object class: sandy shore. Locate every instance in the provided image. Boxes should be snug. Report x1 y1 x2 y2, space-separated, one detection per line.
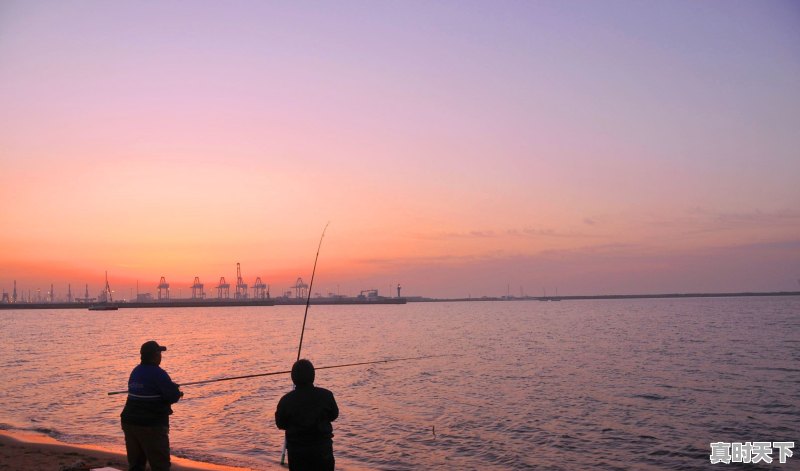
0 429 372 471
0 430 260 471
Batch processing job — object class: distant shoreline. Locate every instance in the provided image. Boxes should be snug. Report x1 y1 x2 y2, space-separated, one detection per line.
418 290 800 302
0 296 406 310
1 291 798 310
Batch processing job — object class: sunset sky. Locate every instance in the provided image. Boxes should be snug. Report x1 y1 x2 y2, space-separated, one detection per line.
1 1 799 299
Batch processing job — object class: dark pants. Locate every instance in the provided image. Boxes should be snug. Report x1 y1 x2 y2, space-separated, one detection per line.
121 422 171 471
288 442 335 471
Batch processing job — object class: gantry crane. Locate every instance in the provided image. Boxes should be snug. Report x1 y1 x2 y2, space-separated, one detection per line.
191 277 205 299
216 277 230 299
235 262 248 299
253 277 268 299
157 276 170 300
293 277 308 299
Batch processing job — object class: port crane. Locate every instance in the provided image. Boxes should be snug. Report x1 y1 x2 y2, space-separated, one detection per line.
157 277 170 300
75 284 97 303
293 278 308 299
216 277 230 299
191 277 205 299
235 263 248 299
253 277 268 299
99 272 113 302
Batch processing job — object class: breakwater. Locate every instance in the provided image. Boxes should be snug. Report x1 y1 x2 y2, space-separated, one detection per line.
0 296 407 310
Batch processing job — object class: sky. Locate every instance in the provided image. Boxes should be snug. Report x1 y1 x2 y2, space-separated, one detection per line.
1 0 799 299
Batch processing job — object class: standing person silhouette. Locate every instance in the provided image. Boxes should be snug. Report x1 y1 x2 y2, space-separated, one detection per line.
276 359 339 471
120 340 183 471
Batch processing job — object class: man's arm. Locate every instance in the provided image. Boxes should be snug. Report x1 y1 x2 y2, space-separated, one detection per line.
156 369 183 404
327 391 339 422
275 396 288 430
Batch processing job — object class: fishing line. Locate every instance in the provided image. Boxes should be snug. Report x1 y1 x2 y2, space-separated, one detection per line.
106 354 454 395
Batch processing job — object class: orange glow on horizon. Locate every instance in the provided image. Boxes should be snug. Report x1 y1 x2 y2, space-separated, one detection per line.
1 2 798 298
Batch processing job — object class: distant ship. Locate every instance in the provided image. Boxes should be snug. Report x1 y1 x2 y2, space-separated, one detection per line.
88 304 118 311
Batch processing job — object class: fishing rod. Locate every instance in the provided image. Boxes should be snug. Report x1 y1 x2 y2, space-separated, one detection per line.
296 222 328 362
106 354 453 396
281 222 329 465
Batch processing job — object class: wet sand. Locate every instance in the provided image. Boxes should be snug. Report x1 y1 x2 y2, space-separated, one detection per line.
0 430 259 471
0 430 373 471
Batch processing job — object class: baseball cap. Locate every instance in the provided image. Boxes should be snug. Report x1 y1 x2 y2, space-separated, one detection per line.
140 340 167 355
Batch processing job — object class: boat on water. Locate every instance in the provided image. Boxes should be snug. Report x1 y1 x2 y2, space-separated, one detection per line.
88 304 118 311
88 272 118 311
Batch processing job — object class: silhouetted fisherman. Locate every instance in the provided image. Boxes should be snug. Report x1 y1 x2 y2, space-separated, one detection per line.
120 340 183 471
276 359 339 471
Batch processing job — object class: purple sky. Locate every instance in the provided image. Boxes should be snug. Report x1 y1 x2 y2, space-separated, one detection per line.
1 1 799 298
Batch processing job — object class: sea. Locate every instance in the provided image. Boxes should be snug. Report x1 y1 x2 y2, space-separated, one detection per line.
1 297 798 470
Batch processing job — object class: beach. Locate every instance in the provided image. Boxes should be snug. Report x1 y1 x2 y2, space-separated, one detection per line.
0 430 257 471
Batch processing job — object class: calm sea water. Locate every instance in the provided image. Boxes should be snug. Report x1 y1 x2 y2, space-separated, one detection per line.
1 297 798 470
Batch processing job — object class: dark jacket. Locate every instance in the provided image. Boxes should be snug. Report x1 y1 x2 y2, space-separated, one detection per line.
275 385 339 448
120 364 182 427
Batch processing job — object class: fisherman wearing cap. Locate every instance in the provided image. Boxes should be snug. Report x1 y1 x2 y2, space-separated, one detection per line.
120 340 183 471
276 359 339 471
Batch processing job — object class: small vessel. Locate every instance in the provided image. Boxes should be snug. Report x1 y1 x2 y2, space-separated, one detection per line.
89 272 118 311
88 304 118 311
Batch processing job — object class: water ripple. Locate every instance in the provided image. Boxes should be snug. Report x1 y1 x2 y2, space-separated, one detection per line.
1 297 799 469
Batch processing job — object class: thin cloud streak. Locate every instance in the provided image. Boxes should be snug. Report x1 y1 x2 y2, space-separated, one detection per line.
413 227 598 241
380 238 800 297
